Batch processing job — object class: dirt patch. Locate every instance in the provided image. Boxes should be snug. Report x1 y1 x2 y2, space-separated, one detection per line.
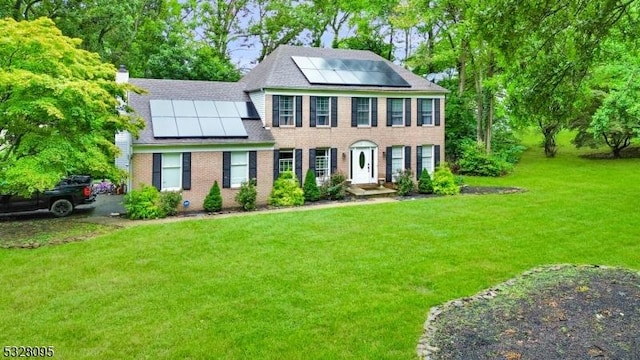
580 146 640 159
418 265 640 359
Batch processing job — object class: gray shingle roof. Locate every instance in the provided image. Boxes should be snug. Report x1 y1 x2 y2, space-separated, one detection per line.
128 79 274 146
240 45 448 93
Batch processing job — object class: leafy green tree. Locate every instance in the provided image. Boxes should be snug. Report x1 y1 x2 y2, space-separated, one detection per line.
203 180 223 212
0 18 143 195
418 169 433 194
303 169 321 202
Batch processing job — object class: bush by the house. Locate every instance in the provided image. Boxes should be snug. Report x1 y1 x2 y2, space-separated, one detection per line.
160 190 182 216
124 184 165 219
456 139 513 177
269 171 304 207
322 172 348 200
235 179 257 211
432 163 460 196
395 169 415 196
418 169 434 194
203 180 223 212
303 169 321 202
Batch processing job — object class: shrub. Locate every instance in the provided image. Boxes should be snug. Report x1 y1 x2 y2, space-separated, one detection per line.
235 179 257 211
269 171 304 207
432 163 460 196
160 190 182 216
303 169 321 202
418 169 434 194
395 169 415 196
124 184 165 219
203 180 223 212
322 172 348 200
457 139 513 177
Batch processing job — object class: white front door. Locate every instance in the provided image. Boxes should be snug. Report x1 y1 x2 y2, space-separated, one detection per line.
351 143 377 184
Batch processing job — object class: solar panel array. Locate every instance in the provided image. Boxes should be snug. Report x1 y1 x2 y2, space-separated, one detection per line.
291 56 410 88
150 100 254 138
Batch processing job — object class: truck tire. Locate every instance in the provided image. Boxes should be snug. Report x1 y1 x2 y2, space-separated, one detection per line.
51 199 73 217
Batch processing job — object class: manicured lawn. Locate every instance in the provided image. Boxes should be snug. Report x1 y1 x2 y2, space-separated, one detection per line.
1 132 639 359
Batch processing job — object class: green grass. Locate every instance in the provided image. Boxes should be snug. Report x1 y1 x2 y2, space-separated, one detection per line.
1 132 639 359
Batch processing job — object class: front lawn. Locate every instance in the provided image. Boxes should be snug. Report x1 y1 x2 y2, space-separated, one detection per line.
1 132 639 359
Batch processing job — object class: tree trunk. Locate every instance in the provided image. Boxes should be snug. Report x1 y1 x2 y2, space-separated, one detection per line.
458 39 467 96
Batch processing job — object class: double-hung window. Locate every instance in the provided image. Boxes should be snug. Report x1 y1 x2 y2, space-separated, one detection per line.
356 98 371 126
391 146 404 182
421 145 434 175
420 99 433 125
161 153 181 190
390 98 404 126
230 152 249 187
315 149 330 183
279 96 294 126
279 150 294 173
315 97 330 126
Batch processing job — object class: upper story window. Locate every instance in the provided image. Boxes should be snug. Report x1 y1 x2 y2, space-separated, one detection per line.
418 98 441 126
279 96 294 126
389 98 404 126
356 98 371 126
315 97 330 126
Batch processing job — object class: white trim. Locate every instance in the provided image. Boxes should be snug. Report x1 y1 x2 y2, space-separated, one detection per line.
132 143 274 154
265 88 446 98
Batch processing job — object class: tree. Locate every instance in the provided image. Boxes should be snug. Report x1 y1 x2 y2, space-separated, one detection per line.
303 169 321 202
418 168 433 194
0 18 143 195
590 73 640 158
203 180 223 212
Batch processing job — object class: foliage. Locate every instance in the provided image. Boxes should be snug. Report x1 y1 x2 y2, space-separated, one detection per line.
269 171 304 207
321 172 348 200
235 179 257 211
432 163 460 196
203 180 223 212
0 18 144 196
457 140 513 177
124 184 165 219
395 169 415 196
418 169 434 194
302 169 321 202
160 190 182 216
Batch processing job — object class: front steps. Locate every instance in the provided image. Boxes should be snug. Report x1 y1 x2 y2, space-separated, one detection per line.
346 183 397 198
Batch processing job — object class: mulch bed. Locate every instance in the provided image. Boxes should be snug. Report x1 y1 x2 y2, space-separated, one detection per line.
418 265 640 360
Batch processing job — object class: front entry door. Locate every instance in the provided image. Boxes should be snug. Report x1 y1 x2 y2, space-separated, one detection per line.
351 144 377 184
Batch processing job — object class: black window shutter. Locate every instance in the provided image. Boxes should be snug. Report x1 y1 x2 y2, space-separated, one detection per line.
351 97 357 127
385 146 392 182
434 98 441 126
295 96 303 127
405 98 411 127
330 97 338 127
417 99 423 126
295 148 303 186
434 145 441 168
309 96 316 127
272 95 280 127
416 146 423 179
386 98 392 126
152 153 162 190
309 149 316 172
222 151 231 188
182 152 191 190
371 98 378 127
404 146 411 171
330 148 338 173
273 149 280 181
249 151 257 181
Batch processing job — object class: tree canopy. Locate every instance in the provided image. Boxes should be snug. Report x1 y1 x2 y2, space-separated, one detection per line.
0 18 143 195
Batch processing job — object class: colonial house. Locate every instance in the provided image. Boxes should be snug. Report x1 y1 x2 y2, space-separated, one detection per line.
117 45 447 210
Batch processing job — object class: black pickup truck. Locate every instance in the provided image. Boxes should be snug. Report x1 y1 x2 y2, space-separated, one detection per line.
0 175 96 217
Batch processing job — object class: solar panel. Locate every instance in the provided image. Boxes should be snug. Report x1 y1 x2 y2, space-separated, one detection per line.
149 100 249 138
151 116 178 137
176 117 203 136
221 117 248 137
200 117 225 137
291 56 410 87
